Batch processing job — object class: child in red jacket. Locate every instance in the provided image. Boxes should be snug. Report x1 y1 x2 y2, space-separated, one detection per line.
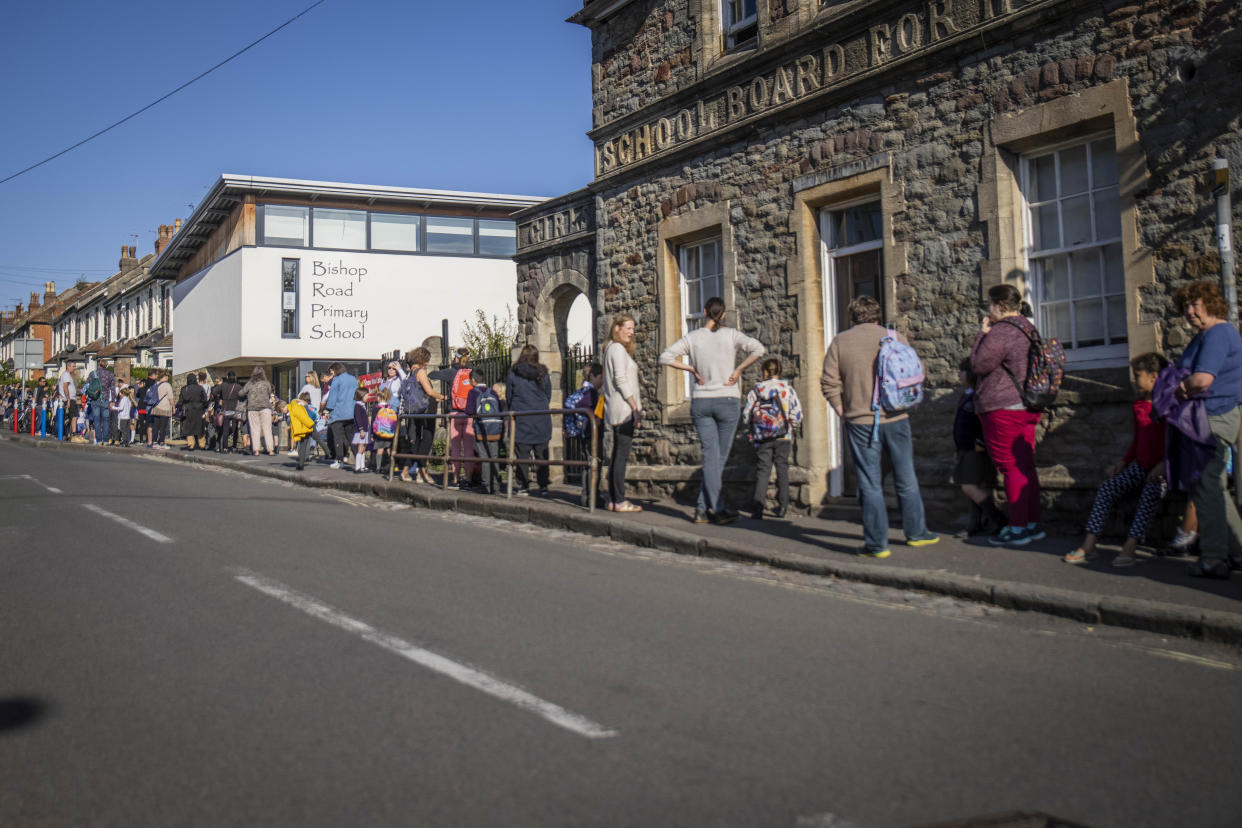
1065 352 1169 567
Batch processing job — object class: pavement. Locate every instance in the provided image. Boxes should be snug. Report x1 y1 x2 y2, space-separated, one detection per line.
5 430 1241 645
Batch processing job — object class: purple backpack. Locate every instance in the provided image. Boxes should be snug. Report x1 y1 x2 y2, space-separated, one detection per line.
871 328 925 439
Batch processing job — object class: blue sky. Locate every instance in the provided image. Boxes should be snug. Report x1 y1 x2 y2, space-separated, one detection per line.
0 0 593 312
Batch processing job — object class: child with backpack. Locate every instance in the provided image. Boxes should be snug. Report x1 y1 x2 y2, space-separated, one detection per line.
468 370 506 494
371 389 398 475
743 358 803 519
1064 352 1170 567
289 392 326 471
563 362 604 507
350 387 372 473
954 358 1005 535
116 387 135 447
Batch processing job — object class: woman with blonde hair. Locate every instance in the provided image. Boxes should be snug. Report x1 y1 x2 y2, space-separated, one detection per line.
603 313 642 512
299 370 322 411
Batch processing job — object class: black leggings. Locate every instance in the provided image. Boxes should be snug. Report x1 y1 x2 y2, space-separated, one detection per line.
609 418 634 504
150 415 169 444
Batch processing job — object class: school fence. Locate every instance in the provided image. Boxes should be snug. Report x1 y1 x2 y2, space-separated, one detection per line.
384 407 601 512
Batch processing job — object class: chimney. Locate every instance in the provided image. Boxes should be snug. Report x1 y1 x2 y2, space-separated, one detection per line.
174 218 182 234
15 302 23 316
44 281 56 306
29 292 39 310
155 224 171 255
120 244 137 271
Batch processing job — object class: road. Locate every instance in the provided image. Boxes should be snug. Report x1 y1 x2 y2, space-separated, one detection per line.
2 440 1240 828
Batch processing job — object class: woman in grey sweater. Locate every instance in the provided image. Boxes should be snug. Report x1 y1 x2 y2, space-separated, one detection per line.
659 297 765 524
241 365 276 456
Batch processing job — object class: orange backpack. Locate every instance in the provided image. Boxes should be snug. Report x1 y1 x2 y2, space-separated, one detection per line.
450 368 473 411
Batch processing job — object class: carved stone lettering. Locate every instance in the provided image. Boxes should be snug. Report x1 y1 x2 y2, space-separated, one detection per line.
928 0 958 40
748 76 770 110
728 86 746 121
982 0 1013 20
897 13 924 52
870 24 892 67
796 55 820 96
655 117 673 149
823 43 846 81
771 66 795 105
676 108 695 140
590 0 1028 177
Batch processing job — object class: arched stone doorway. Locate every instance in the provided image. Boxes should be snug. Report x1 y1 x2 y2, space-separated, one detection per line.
529 268 593 393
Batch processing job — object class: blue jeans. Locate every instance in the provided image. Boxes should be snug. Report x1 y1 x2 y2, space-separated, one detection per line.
90 401 110 443
691 397 741 513
845 418 929 551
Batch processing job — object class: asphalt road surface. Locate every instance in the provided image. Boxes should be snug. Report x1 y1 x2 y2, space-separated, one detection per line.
2 441 1241 828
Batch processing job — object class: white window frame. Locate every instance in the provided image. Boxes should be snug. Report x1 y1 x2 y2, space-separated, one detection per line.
677 237 724 395
1020 131 1127 368
823 197 885 303
723 0 758 50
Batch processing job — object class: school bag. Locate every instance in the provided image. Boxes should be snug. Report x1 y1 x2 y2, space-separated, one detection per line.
748 383 790 444
871 328 926 438
143 382 160 408
372 405 397 440
84 373 102 401
562 384 594 438
399 374 429 414
999 317 1066 412
450 368 473 411
474 387 504 440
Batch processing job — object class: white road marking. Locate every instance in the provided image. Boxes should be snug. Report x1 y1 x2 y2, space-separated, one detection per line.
0 474 62 494
82 504 173 544
233 569 618 740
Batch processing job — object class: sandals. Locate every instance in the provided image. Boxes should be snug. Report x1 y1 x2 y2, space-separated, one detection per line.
1111 552 1139 568
1063 548 1097 565
609 501 643 513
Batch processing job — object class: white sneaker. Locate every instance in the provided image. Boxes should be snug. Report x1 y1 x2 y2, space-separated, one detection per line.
287 450 297 457
329 461 341 469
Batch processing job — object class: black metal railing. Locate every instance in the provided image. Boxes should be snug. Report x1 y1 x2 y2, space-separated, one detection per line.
383 407 601 511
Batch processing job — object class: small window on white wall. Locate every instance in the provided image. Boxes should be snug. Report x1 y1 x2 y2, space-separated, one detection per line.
312 209 367 250
263 206 309 247
1023 135 1125 363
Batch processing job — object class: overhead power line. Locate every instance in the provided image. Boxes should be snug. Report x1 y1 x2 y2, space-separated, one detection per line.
0 0 326 187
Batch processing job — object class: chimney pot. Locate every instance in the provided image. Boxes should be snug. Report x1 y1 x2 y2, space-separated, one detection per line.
174 218 182 233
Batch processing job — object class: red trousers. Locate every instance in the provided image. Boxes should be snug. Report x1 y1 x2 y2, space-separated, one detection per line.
980 409 1042 526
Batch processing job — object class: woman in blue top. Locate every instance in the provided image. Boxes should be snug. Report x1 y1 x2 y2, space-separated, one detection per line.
1174 281 1242 578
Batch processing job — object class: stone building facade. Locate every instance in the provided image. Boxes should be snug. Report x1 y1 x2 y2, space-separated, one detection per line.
517 0 1241 526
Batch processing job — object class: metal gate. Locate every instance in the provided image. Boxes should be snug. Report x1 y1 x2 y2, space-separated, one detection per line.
561 344 594 485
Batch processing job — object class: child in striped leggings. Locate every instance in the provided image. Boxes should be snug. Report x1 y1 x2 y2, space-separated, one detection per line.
1065 352 1169 567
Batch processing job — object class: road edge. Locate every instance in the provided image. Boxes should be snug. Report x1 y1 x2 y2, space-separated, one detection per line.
7 432 1240 646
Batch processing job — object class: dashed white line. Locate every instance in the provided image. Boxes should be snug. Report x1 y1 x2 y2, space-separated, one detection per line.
233 569 618 740
0 474 62 494
82 503 173 544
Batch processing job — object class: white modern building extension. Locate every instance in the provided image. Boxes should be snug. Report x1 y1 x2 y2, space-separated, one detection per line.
150 175 544 398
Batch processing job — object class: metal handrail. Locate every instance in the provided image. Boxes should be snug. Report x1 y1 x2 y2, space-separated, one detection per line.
383 407 601 511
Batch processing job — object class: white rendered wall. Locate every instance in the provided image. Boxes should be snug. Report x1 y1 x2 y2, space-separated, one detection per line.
173 247 517 371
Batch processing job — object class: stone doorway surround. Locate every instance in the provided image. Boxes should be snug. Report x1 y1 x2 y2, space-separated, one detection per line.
788 154 908 505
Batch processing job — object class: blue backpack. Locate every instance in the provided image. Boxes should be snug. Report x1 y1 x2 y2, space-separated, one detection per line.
871 328 925 439
473 387 504 438
562 384 594 438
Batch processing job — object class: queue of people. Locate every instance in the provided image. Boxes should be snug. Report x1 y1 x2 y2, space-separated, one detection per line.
5 281 1241 579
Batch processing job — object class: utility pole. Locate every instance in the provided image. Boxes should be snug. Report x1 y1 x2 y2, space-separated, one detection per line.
1213 159 1236 325
1211 159 1242 503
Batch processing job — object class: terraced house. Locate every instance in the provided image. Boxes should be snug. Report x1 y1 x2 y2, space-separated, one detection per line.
516 0 1241 516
